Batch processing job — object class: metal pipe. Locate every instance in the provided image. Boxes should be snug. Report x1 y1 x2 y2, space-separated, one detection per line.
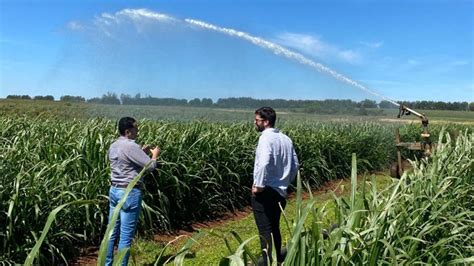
403 105 424 118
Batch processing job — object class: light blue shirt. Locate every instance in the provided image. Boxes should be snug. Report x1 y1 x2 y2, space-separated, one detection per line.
253 128 299 198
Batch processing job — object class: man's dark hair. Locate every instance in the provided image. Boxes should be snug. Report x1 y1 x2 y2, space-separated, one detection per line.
118 117 136 136
255 107 276 127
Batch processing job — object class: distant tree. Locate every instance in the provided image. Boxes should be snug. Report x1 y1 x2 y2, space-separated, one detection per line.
60 95 85 102
87 97 101 103
101 92 121 105
86 92 120 105
7 94 39 100
67 93 473 111
188 98 201 106
433 101 446 110
358 106 368 116
469 102 474 111
379 100 398 109
359 99 377 108
201 98 213 107
216 97 260 108
44 95 54 101
457 102 469 111
34 95 54 101
120 94 132 105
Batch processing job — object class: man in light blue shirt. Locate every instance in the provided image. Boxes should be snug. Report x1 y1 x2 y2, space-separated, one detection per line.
252 107 299 265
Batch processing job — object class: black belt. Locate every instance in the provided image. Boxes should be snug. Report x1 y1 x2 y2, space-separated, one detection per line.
111 183 143 189
112 183 129 188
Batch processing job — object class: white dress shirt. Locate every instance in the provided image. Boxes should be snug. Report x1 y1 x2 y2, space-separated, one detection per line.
253 128 299 198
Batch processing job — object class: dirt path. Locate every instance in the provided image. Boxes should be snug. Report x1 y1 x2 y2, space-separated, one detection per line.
72 178 350 265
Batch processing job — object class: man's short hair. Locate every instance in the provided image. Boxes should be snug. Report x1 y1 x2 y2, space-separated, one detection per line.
118 117 136 136
255 107 276 127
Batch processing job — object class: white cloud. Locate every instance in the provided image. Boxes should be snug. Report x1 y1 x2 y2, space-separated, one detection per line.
95 8 176 26
67 21 84 31
86 8 177 37
339 50 360 62
185 19 389 101
274 32 361 64
118 8 176 22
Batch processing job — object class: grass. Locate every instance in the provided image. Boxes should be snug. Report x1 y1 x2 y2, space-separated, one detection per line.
154 131 473 265
128 173 394 265
2 116 404 264
2 102 471 264
1 99 473 124
378 108 474 123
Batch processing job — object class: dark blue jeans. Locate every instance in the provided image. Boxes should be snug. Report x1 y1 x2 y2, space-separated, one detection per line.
251 187 287 265
106 187 143 266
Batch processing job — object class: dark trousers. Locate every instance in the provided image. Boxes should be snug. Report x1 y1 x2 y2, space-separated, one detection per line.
251 187 287 265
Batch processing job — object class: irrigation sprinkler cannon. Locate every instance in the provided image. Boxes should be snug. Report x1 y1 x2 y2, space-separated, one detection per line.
390 105 435 178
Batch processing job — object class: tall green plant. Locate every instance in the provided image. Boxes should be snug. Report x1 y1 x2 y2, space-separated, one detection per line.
216 131 473 265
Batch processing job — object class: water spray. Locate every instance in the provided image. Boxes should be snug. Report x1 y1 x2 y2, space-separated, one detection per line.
95 9 429 120
95 9 401 107
182 16 432 179
182 18 431 133
184 18 401 107
93 9 434 178
94 9 434 125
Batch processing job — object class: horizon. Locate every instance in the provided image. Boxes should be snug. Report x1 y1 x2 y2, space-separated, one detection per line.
1 0 473 102
2 93 471 105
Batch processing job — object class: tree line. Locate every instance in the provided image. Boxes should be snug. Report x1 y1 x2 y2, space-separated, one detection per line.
5 93 473 111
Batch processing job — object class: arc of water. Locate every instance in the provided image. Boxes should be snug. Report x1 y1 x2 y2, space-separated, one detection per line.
94 9 400 106
184 18 400 107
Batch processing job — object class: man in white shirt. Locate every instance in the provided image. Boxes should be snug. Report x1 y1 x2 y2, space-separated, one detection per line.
252 107 299 265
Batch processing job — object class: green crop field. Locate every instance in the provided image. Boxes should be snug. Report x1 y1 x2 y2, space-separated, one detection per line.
1 99 473 124
0 100 472 265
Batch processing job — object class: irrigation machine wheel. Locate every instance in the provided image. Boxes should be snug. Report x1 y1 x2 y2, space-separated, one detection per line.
390 161 401 178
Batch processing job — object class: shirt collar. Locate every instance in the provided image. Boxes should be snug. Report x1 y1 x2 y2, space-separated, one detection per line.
262 128 279 134
118 136 135 142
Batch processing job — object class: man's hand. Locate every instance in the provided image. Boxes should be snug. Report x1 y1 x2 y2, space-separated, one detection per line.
252 185 264 197
151 146 160 160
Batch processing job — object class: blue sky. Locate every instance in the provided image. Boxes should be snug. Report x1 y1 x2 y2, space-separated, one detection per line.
0 0 473 102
